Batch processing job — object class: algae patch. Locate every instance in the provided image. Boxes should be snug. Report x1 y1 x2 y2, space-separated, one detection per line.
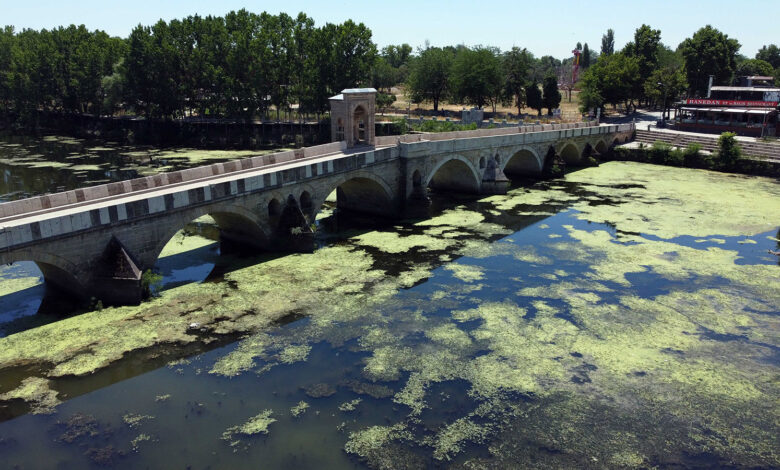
290 401 309 417
443 263 484 282
222 409 276 440
0 377 60 414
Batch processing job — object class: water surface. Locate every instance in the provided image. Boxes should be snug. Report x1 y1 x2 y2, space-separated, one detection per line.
0 161 778 469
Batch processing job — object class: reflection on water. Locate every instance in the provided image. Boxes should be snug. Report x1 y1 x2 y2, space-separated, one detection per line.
0 134 286 334
0 161 778 469
0 134 286 202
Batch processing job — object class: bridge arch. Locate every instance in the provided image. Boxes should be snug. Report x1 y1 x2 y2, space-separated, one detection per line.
426 155 481 193
150 204 270 269
0 251 85 297
312 171 396 220
558 142 581 165
502 147 543 176
595 140 608 156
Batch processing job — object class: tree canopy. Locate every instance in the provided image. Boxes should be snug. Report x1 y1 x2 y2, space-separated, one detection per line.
502 47 533 114
735 58 774 78
679 25 740 96
526 82 543 116
450 46 503 110
542 75 561 115
578 53 640 112
405 46 452 111
0 10 377 120
755 44 780 69
601 29 615 56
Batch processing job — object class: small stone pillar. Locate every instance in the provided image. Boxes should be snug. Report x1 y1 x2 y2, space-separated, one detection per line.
329 88 377 148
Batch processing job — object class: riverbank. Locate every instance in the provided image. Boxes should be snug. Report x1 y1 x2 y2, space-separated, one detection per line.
610 141 780 177
1 112 408 149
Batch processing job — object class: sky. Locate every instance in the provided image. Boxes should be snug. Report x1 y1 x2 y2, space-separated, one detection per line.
1 0 776 59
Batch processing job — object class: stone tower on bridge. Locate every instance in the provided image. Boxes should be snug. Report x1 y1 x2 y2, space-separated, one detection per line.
329 88 376 148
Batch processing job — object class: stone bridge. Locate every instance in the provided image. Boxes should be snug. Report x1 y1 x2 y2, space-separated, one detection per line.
0 122 634 304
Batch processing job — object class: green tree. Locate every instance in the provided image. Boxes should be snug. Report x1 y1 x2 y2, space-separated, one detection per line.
644 66 687 117
406 46 451 111
578 52 640 113
376 92 396 115
0 26 15 113
735 58 774 78
601 29 614 56
542 75 561 115
577 83 604 114
526 82 543 116
623 24 661 103
382 43 412 68
329 20 377 93
716 132 741 168
502 46 532 114
450 46 503 110
679 25 740 96
531 55 561 83
755 44 780 69
100 59 125 114
371 57 397 92
582 43 591 68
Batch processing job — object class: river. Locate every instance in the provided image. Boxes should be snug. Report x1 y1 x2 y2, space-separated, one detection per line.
0 135 778 469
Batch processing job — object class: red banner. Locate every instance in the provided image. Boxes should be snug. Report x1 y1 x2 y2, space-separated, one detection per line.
685 99 778 107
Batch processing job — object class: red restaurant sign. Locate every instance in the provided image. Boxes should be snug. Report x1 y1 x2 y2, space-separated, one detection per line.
685 99 779 107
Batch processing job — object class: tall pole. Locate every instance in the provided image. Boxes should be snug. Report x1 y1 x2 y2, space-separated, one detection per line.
662 86 668 124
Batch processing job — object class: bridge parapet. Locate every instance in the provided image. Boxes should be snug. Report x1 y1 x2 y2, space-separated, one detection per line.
0 122 633 305
0 141 349 221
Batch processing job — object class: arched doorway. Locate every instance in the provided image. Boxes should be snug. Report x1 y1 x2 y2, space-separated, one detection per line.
336 118 345 142
353 106 367 146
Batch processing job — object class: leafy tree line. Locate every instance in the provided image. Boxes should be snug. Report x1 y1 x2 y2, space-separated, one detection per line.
0 24 125 119
579 24 780 115
2 12 778 125
1 10 378 121
405 44 562 116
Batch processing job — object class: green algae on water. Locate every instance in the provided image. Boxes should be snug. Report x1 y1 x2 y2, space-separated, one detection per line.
0 377 60 414
222 410 276 440
0 276 41 297
444 263 484 282
338 398 362 412
290 401 309 417
123 413 154 429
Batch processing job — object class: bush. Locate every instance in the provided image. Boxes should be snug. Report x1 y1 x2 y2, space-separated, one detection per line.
682 143 714 168
413 120 477 133
716 132 742 169
666 148 685 166
649 141 673 163
390 117 410 135
141 269 163 299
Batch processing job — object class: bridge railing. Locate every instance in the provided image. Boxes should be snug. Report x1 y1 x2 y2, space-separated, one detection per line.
375 120 601 147
0 120 628 221
0 140 348 220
